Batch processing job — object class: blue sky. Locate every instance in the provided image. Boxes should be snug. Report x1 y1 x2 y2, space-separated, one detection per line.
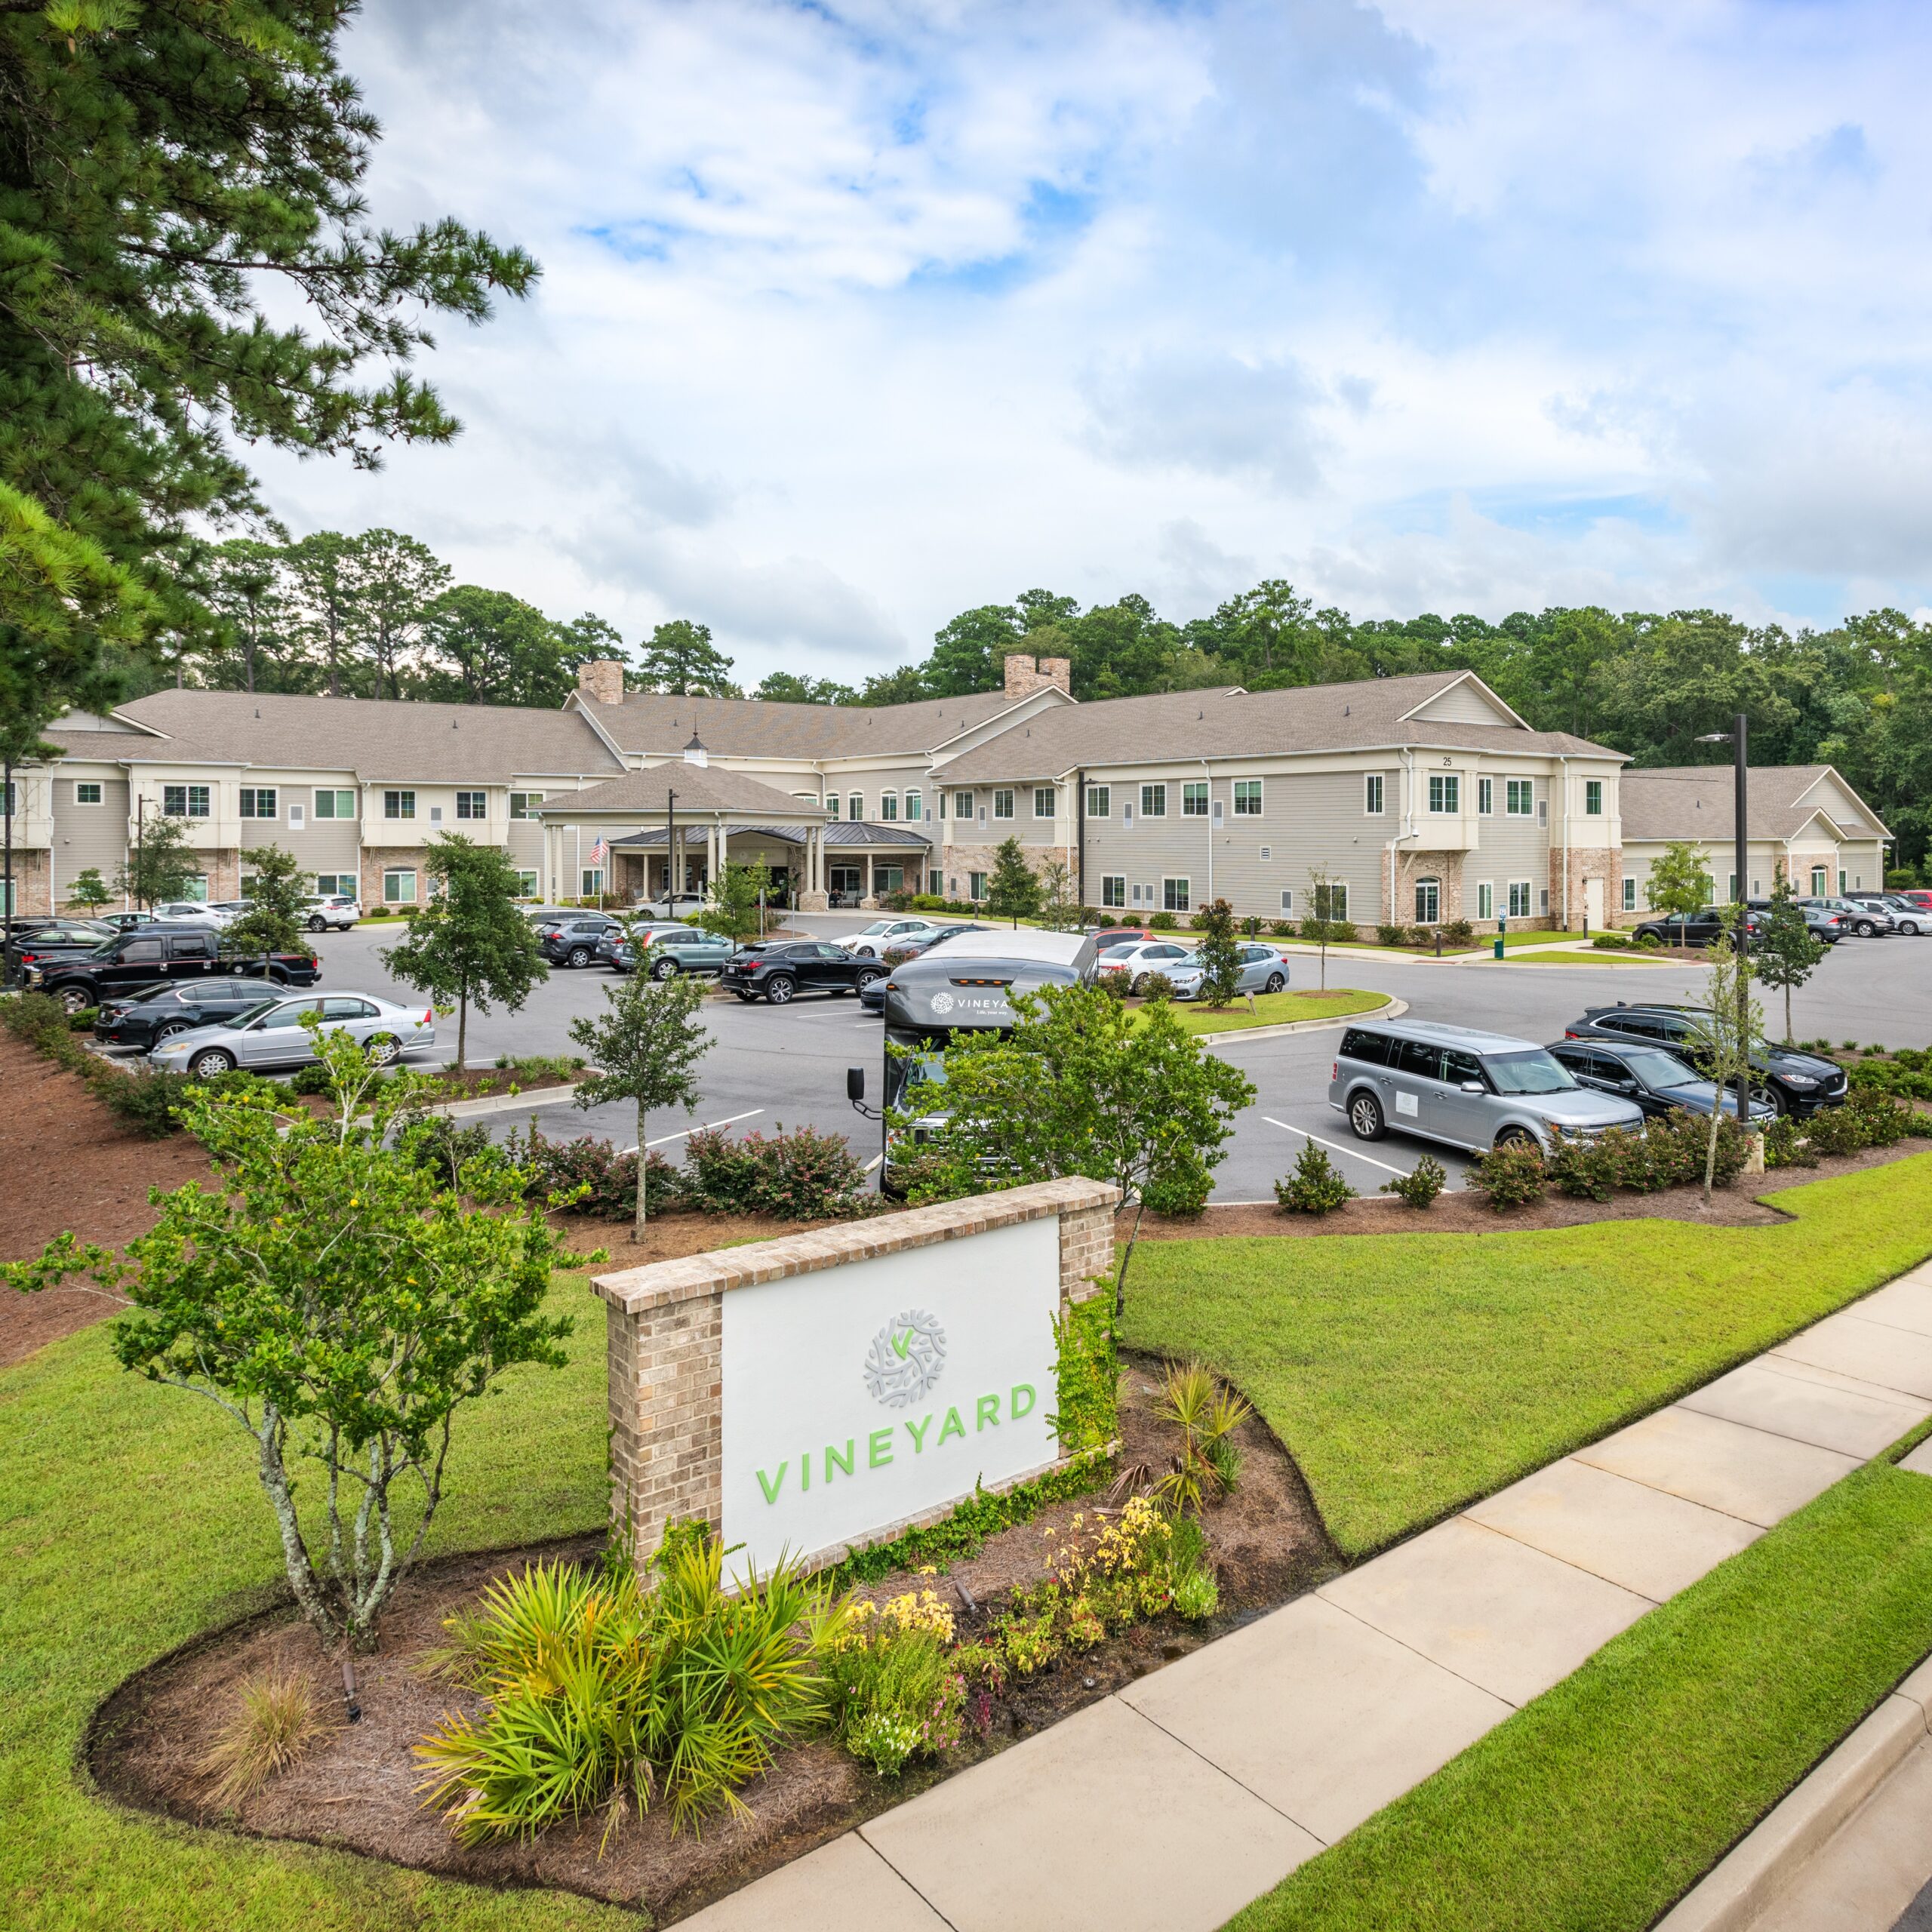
252 0 1932 684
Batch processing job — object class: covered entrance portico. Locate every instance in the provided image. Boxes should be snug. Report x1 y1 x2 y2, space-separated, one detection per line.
821 820 932 909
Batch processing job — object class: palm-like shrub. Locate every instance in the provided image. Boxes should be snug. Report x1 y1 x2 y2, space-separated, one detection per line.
416 1535 849 1846
1154 1361 1253 1514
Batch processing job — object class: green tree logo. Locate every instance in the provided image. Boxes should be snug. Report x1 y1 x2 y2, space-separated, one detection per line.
864 1309 947 1407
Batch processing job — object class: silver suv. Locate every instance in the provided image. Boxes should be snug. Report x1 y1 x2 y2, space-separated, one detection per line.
1328 1020 1645 1155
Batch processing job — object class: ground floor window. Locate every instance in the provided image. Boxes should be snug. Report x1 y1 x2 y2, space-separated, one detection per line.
1508 880 1533 918
515 869 538 897
1540 888 1550 913
1163 877 1191 912
179 876 209 902
1623 877 1637 912
1414 877 1440 924
876 866 905 894
1810 866 1828 895
580 868 605 897
1279 888 1294 915
1101 874 1126 908
928 870 943 896
1310 881 1348 921
1477 881 1494 921
383 869 417 905
1839 868 1849 894
829 866 862 898
315 873 354 896
968 871 987 900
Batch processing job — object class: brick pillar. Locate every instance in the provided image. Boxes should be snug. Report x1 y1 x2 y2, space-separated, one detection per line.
604 1284 725 1561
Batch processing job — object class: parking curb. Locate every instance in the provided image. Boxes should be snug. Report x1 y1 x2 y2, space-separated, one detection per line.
1192 997 1407 1047
422 1082 589 1121
1656 1654 1932 1931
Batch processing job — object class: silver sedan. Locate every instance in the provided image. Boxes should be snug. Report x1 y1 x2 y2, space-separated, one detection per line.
149 992 437 1079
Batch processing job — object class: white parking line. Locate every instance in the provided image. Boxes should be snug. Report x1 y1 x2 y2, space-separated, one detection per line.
1263 1115 1411 1177
863 1154 884 1174
621 1107 765 1154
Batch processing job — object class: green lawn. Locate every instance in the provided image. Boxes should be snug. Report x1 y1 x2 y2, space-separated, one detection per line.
1228 1458 1932 1932
1122 1156 1932 1557
1156 989 1390 1035
1501 947 1678 967
0 1272 620 1932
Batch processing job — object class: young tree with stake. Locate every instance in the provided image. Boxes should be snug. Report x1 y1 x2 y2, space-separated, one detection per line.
1306 863 1345 992
691 859 774 949
569 971 712 1241
65 866 112 915
1700 923 1763 1204
1192 897 1242 1008
115 813 201 910
1755 874 1827 1042
986 835 1042 927
382 835 548 1068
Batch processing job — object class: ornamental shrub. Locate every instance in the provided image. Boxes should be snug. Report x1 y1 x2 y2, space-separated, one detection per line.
827 1593 964 1778
1148 910 1178 930
1135 971 1177 1001
1441 918 1475 947
1269 919 1295 937
1548 1127 1624 1201
682 1123 867 1219
1375 923 1407 948
1380 1155 1447 1208
1240 915 1263 937
1467 1138 1548 1211
1275 1141 1356 1214
1762 1115 1818 1170
500 1124 681 1220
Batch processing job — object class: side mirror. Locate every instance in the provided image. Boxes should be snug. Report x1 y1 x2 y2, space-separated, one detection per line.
1460 1080 1484 1094
846 1066 866 1103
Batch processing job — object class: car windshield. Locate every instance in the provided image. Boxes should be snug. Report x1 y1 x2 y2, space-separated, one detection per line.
1483 1049 1577 1094
1620 1048 1699 1089
860 921 894 935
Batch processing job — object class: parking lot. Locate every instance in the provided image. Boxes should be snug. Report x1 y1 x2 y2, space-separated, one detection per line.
306 915 1932 1201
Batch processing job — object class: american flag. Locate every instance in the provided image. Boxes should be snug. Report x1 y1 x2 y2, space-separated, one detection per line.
588 835 609 866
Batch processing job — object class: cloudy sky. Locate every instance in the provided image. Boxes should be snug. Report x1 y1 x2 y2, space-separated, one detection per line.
252 0 1932 688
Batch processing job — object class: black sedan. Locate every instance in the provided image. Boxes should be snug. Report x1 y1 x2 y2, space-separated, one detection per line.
1561 1002 1847 1116
720 940 884 1004
1546 1039 1777 1123
3 917 118 982
93 977 299 1051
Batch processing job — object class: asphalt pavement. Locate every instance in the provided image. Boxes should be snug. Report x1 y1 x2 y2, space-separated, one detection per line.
308 914 1932 1201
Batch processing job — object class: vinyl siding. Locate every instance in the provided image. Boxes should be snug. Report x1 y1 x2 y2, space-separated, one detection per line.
1406 680 1518 728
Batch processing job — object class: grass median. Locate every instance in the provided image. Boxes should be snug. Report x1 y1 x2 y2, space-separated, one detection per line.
0 1272 620 1932
1121 1155 1932 1557
1147 989 1390 1035
1226 1457 1932 1932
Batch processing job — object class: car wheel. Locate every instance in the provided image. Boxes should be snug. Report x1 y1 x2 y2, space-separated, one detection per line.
856 968 883 992
567 944 592 968
1767 1084 1791 1117
1494 1126 1541 1153
57 986 93 1016
366 1033 401 1066
1901 920 1921 936
267 968 289 985
189 1048 235 1079
764 974 796 1004
154 1022 189 1044
856 945 875 958
1856 920 1877 937
1264 971 1286 993
307 914 327 931
734 989 757 1002
1348 1091 1386 1140
651 955 678 980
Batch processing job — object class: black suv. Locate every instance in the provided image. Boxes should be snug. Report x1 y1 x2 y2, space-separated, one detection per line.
720 940 883 1004
92 977 294 1051
539 915 626 968
1547 1038 1777 1123
1561 1003 1846 1115
29 926 321 1013
1629 906 1770 949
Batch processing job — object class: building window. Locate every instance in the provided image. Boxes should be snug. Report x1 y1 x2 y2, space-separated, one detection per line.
968 871 987 900
287 803 305 829
1279 889 1295 915
928 869 943 895
238 786 277 820
163 783 211 819
1312 881 1349 921
1233 780 1263 816
457 790 487 820
75 781 102 805
315 788 356 820
1427 774 1460 814
906 790 923 822
1414 878 1440 924
1839 868 1849 894
383 789 415 821
1508 880 1533 918
180 876 210 902
1364 774 1384 815
1506 779 1534 817
1537 799 1549 826
1478 777 1493 816
1540 887 1550 913
508 791 545 819
1727 873 1737 903
1034 786 1055 819
954 792 974 821
1181 781 1209 817
1085 784 1110 819
880 792 899 822
1163 877 1191 912
992 789 1014 820
383 869 417 905
514 869 538 897
315 873 354 896
1141 783 1168 818
826 792 841 820
581 868 605 897
1810 866 1827 895
1584 779 1603 816
848 792 863 822
1101 875 1126 908
1477 881 1494 921
1623 877 1637 912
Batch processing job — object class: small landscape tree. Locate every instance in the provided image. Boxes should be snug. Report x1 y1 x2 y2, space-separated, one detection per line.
1645 839 1712 949
985 835 1042 927
0 1023 580 1650
115 811 201 909
382 834 549 1068
1699 923 1763 1205
1037 854 1081 931
1192 897 1242 1008
1306 863 1345 991
225 841 309 965
691 857 773 948
569 970 712 1241
1754 874 1826 1043
66 866 112 915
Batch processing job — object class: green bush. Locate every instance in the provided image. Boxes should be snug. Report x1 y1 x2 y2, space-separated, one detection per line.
909 894 947 911
681 1122 868 1219
1135 970 1177 1001
1269 919 1295 937
66 1005 100 1031
1467 1138 1549 1211
417 1532 843 1841
500 1124 680 1220
1240 915 1263 938
1635 931 1664 949
1764 1115 1819 1170
94 1066 197 1137
1375 923 1407 948
1052 1292 1119 1455
1275 1141 1357 1214
1844 1087 1916 1146
1591 933 1632 950
1330 921 1360 945
1148 910 1178 930
1547 1127 1625 1201
1381 1155 1447 1208
1801 1104 1867 1159
829 1611 963 1778
1849 1057 1932 1100
1094 912 1117 927
1440 918 1475 947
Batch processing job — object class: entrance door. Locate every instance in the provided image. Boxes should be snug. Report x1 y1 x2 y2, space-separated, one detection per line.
1414 878 1440 924
1584 877 1604 928
829 865 863 905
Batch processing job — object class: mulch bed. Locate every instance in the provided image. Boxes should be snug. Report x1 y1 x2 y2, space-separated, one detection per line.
88 1361 1336 1924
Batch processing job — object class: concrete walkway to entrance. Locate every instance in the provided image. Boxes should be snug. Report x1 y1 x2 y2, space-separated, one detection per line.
686 1265 1932 1932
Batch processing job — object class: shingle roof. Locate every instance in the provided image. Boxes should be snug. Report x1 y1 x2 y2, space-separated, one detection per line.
1620 765 1889 843
577 688 1038 761
605 819 928 848
39 727 173 761
536 764 828 818
108 688 624 783
928 672 1622 782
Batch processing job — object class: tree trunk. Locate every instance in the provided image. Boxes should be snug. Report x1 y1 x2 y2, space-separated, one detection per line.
256 1405 338 1642
633 1100 648 1242
457 983 468 1069
1785 981 1793 1046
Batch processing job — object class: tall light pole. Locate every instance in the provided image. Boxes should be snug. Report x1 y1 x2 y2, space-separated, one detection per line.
1696 715 1751 1128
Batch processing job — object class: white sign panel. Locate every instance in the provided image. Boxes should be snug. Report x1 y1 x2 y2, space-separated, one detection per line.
720 1217 1061 1575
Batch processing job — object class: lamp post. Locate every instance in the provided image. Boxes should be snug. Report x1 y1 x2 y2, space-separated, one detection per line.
1696 715 1751 1128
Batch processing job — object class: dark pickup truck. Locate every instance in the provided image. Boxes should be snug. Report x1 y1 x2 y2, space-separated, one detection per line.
28 925 321 1013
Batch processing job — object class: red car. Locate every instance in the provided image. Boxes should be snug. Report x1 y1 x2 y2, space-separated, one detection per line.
1897 889 1932 912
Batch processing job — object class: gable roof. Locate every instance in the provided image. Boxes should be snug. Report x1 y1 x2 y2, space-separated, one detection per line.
929 671 1620 783
106 689 624 783
535 764 827 819
571 687 1053 763
1620 765 1890 844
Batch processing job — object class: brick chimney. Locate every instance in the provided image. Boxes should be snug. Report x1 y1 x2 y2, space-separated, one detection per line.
1002 654 1072 700
577 660 626 706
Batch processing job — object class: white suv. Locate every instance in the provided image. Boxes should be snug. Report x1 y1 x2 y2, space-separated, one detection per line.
303 894 361 931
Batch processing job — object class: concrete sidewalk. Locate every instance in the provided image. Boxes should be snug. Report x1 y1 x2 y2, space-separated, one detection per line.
687 1264 1932 1932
